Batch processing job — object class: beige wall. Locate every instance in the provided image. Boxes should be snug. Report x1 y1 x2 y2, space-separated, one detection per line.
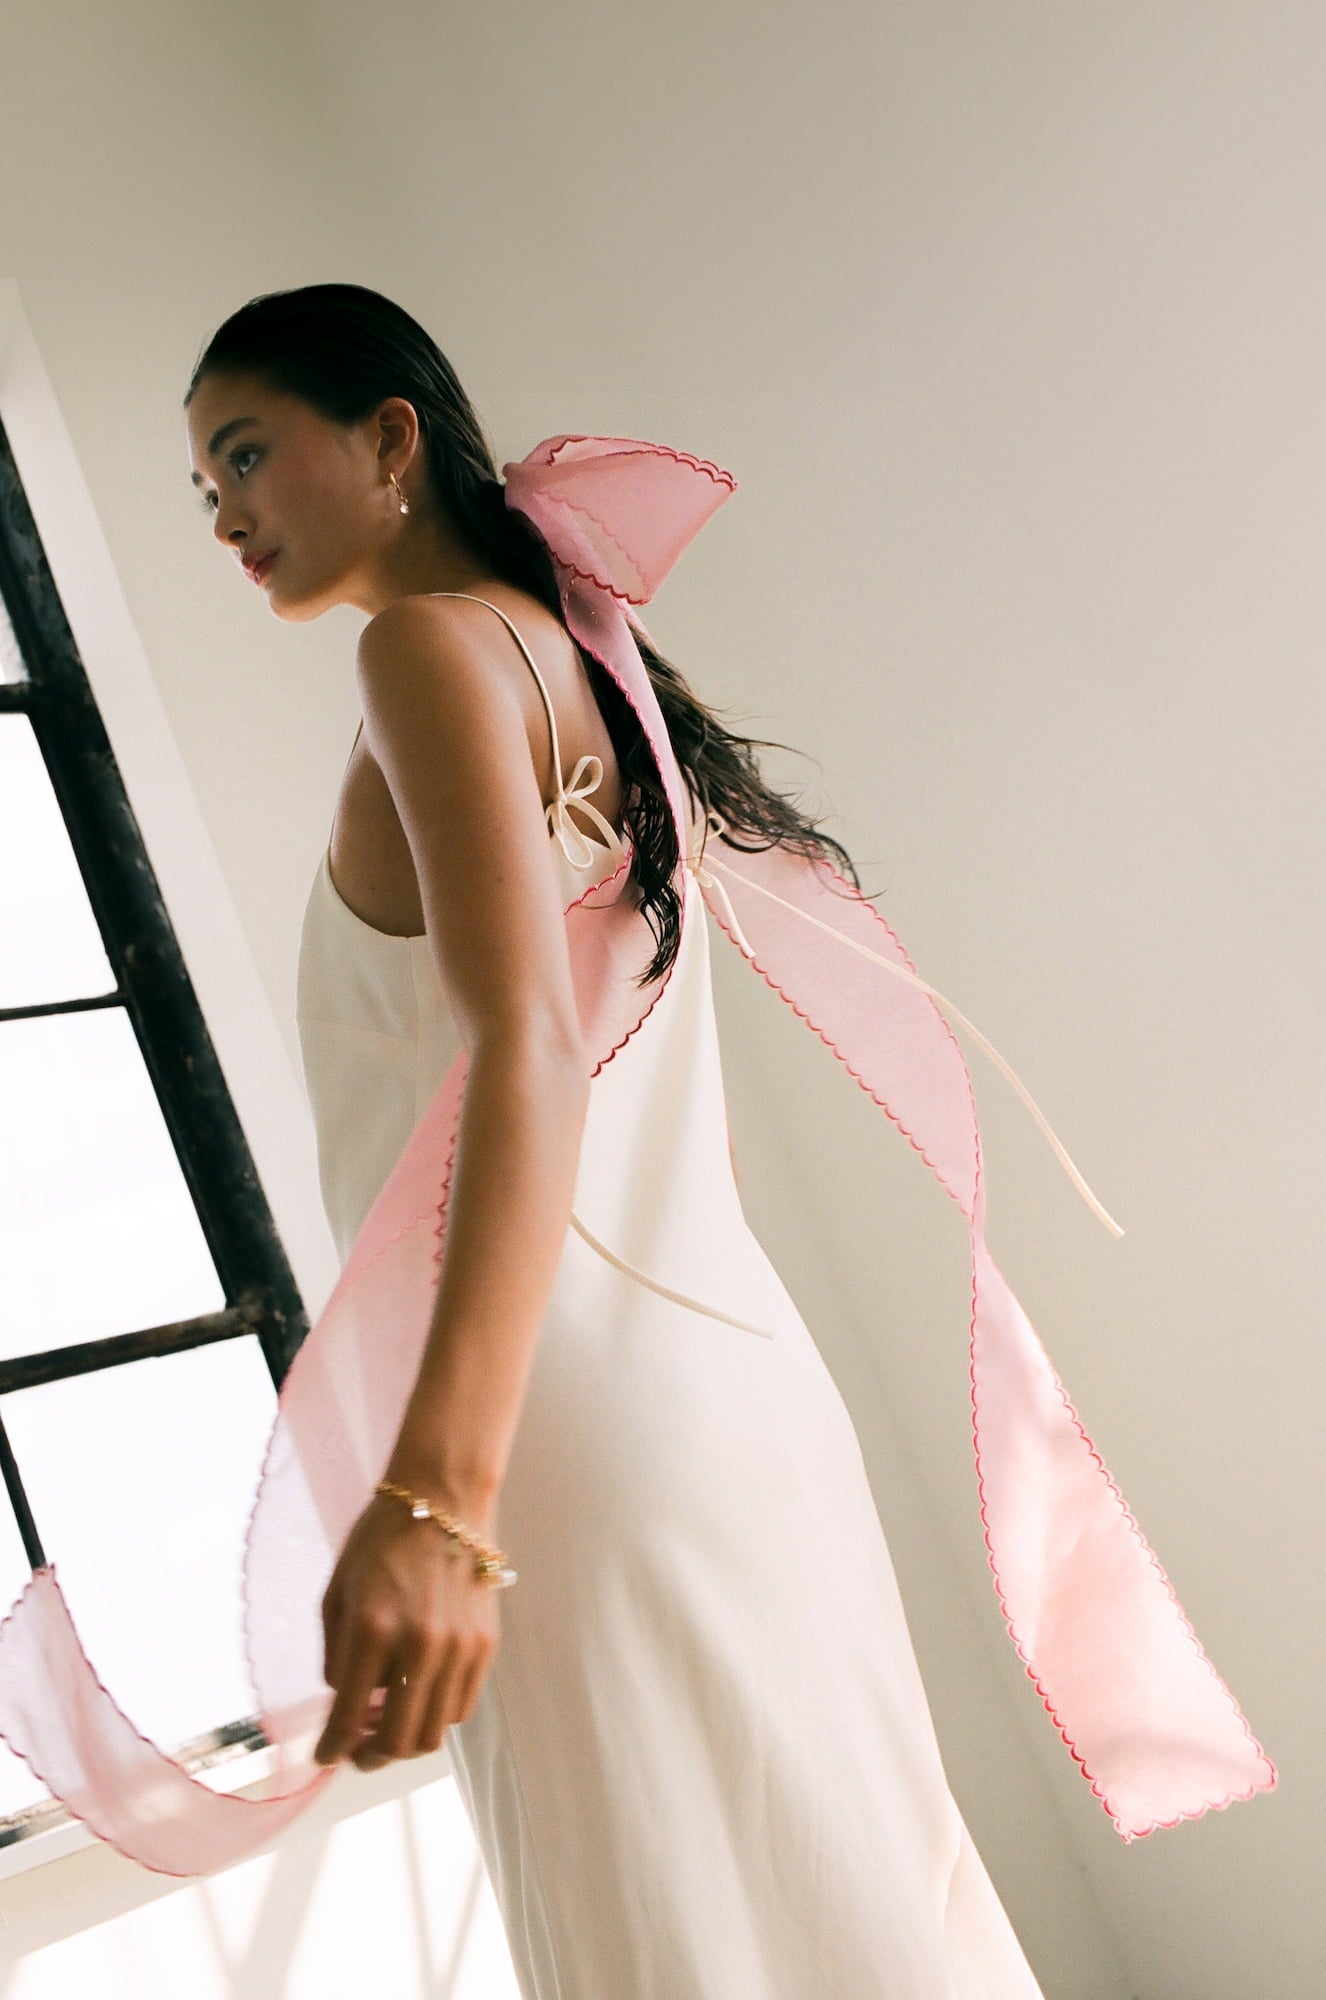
0 3 1314 1994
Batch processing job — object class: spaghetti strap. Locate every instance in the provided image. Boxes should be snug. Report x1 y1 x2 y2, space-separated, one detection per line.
431 591 628 871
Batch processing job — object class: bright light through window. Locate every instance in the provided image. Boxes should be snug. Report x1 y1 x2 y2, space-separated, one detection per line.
0 714 115 1007
0 461 304 1837
0 1006 226 1356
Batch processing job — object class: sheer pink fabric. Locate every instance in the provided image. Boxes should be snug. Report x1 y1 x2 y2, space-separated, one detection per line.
0 434 1275 1875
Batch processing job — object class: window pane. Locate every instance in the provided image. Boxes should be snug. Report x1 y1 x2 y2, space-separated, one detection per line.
0 712 115 1008
0 593 24 685
0 1007 225 1359
1 1335 278 1770
0 1502 55 1819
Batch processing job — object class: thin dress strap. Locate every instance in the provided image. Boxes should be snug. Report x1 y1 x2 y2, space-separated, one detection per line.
431 592 628 871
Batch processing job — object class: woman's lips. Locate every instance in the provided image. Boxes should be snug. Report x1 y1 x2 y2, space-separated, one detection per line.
250 551 279 585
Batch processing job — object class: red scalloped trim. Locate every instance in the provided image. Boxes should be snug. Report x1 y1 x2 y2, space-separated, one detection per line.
541 433 737 491
700 843 1279 1841
239 833 678 1756
965 1268 1279 1841
563 611 692 858
427 845 679 1268
507 435 737 605
557 503 654 606
0 1565 335 1879
552 557 648 608
695 855 975 1208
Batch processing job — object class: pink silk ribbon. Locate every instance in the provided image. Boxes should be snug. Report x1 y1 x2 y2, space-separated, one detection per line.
0 434 1276 1875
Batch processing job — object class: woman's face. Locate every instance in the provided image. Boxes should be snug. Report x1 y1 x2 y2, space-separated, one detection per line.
185 369 406 622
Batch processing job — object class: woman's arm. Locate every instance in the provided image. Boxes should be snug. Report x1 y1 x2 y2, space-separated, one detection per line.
360 595 591 1508
314 595 590 1771
385 1027 588 1505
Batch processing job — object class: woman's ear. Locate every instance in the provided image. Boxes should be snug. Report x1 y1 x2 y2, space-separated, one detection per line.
374 394 421 474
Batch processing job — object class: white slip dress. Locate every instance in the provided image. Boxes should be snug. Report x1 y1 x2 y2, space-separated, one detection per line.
294 593 1046 2000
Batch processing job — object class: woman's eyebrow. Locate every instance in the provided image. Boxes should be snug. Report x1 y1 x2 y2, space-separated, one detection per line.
190 416 261 485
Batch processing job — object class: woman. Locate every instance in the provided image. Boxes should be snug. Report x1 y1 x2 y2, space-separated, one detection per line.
182 282 1050 1994
0 273 1269 1944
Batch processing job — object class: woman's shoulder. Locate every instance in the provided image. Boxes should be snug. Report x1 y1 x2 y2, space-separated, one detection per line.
364 579 576 678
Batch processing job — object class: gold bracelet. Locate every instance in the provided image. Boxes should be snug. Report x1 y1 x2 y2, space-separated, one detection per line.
374 1478 518 1589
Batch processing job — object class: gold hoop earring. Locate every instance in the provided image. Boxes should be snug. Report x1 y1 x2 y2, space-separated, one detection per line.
389 472 410 516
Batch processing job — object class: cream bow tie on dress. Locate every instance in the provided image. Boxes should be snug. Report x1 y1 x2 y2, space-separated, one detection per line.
547 752 623 870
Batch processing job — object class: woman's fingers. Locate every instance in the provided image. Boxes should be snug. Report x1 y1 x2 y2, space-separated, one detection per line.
314 1513 503 1769
353 1634 451 1769
314 1618 393 1765
320 1574 343 1687
355 1626 496 1766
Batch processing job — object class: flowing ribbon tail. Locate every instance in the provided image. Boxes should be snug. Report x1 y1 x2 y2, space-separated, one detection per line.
699 850 1123 1236
0 855 679 1875
0 418 1274 1869
0 1568 335 1875
0 442 718 1876
696 833 1277 1841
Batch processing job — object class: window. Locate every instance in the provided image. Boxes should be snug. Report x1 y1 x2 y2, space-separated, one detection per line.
0 412 308 1847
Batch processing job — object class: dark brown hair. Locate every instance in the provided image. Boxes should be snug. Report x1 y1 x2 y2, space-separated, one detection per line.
185 282 869 983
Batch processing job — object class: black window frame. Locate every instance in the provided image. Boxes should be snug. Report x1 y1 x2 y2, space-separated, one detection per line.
0 410 309 1851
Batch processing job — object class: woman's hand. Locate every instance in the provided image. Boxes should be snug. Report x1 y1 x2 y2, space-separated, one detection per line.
314 1489 502 1772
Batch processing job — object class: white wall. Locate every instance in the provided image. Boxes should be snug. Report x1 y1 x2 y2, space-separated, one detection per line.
0 3 1315 1994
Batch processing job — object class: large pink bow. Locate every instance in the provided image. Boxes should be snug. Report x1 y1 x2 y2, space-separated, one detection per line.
0 434 1275 1876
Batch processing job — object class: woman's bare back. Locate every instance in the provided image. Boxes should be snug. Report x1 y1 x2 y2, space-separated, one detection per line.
326 580 626 937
